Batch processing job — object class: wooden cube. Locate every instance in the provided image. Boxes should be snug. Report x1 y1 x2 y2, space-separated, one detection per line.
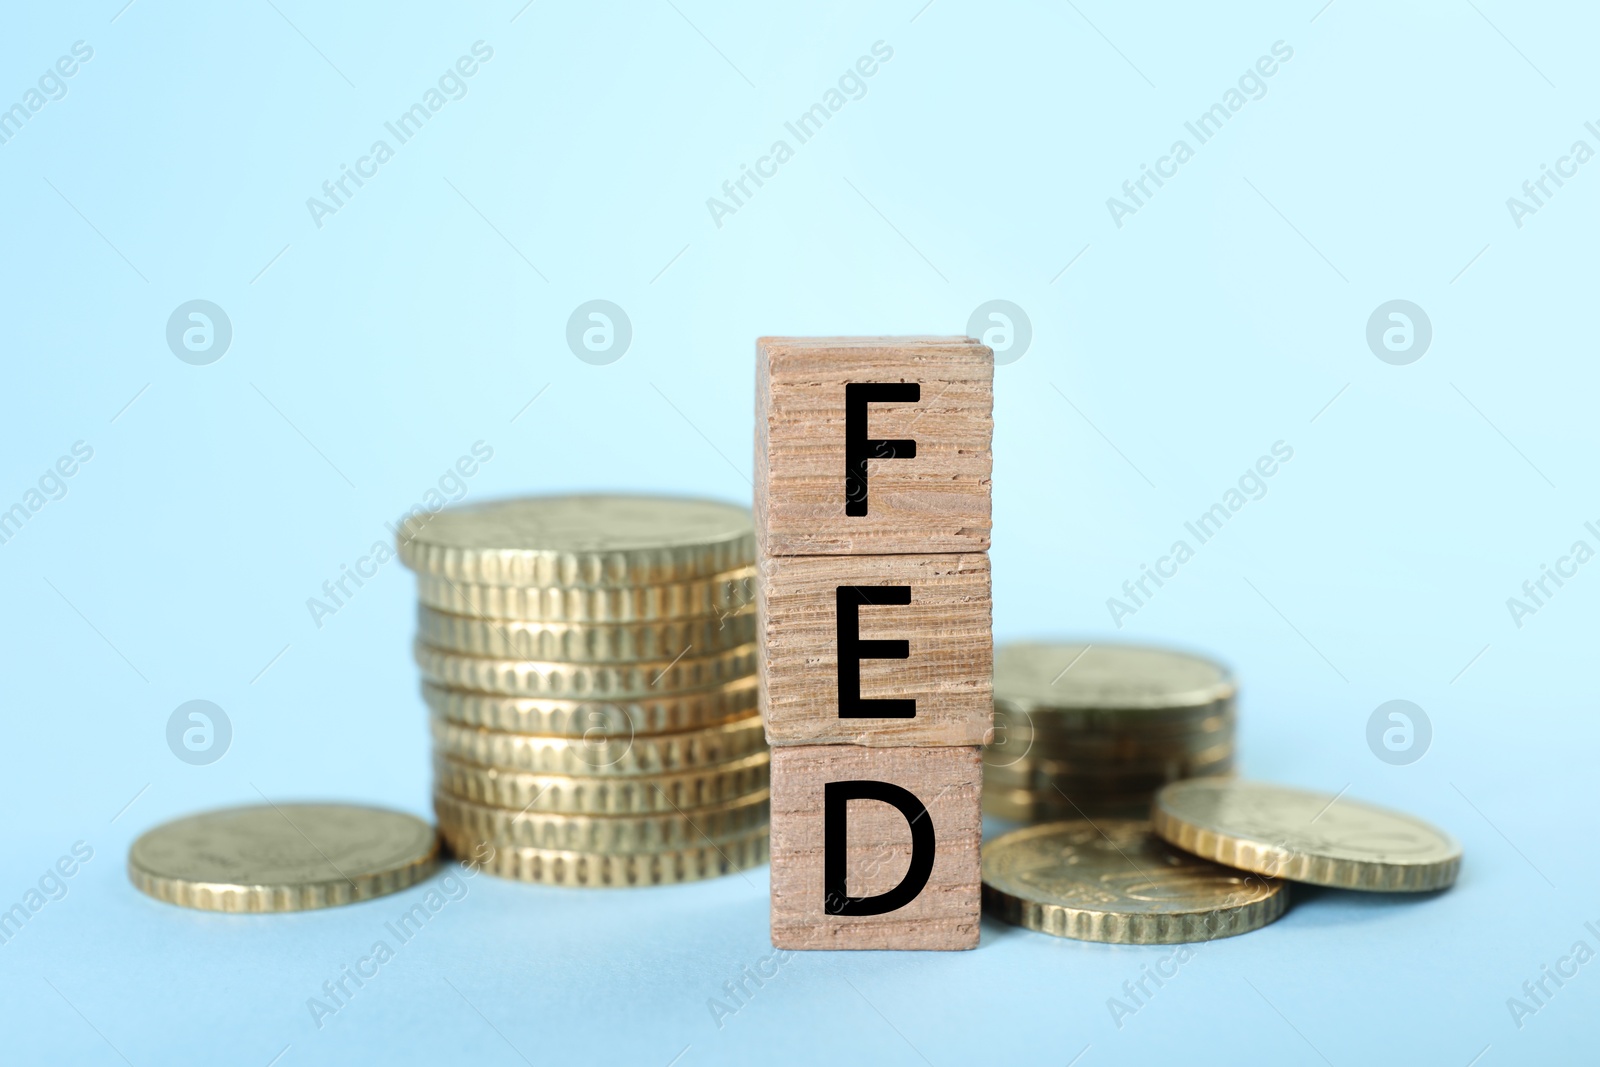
758 553 992 747
756 337 993 556
770 744 981 950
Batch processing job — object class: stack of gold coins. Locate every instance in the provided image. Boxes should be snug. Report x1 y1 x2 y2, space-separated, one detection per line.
983 642 1235 822
398 495 769 886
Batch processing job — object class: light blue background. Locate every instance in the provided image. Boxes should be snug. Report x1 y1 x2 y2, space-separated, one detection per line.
1 1 1593 1063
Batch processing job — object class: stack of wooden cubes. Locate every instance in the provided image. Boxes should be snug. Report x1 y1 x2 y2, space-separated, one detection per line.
756 337 994 950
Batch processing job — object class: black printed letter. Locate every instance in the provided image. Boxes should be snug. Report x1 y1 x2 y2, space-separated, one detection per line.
844 382 919 516
823 780 935 916
836 586 913 718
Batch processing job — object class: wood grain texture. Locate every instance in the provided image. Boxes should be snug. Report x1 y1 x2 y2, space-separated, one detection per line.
770 744 981 950
756 337 993 556
758 553 993 746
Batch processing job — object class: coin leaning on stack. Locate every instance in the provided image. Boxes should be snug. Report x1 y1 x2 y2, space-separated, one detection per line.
984 643 1236 822
398 495 771 887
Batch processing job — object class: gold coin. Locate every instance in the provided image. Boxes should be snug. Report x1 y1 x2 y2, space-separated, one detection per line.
414 640 756 698
414 567 755 623
434 750 771 814
982 819 1287 943
981 785 1152 823
421 677 758 736
986 717 1233 775
438 823 768 886
433 788 769 852
985 764 1233 799
984 742 1235 788
990 704 1234 768
398 495 753 587
416 604 755 662
995 703 1234 744
1152 779 1463 891
127 804 438 913
430 713 767 775
996 642 1234 713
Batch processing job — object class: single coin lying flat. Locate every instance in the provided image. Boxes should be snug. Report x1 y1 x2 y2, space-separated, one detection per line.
397 494 754 587
994 642 1235 713
128 803 438 913
982 818 1287 944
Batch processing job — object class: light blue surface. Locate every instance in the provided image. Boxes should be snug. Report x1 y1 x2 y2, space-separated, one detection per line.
1 1 1594 1063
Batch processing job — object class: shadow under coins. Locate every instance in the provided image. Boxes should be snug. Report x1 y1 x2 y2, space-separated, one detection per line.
1273 882 1456 927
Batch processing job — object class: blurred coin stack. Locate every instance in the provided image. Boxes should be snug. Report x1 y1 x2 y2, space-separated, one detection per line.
398 495 770 886
983 642 1235 822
